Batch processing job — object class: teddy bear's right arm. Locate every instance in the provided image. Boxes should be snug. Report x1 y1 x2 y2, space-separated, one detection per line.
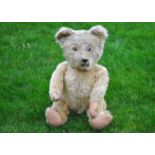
49 61 68 101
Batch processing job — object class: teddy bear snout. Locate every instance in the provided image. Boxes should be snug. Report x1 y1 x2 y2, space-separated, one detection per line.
81 58 90 66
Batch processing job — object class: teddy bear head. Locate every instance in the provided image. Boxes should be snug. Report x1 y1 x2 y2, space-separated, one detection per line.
55 25 108 71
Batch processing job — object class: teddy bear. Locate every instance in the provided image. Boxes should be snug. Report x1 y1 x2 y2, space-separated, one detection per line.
45 25 113 129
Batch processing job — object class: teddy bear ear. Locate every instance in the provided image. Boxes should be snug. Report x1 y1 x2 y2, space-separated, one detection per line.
55 27 74 42
89 25 108 40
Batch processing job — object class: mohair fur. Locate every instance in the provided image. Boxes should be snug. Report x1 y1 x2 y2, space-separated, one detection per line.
45 25 113 129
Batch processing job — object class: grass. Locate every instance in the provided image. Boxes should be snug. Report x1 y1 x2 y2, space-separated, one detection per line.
0 22 155 133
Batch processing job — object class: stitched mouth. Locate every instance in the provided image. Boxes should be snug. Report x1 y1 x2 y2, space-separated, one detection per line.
81 63 89 67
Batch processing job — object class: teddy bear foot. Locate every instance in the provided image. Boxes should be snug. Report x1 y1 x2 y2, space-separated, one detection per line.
89 111 113 129
45 107 63 127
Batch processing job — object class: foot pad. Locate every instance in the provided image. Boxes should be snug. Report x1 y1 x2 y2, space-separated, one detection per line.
45 107 63 127
89 111 113 129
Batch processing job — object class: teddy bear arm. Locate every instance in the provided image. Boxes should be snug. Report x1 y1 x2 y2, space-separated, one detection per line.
89 68 109 103
49 62 67 101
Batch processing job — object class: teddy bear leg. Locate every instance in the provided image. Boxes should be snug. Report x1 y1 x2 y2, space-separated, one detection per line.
45 100 69 127
87 99 113 129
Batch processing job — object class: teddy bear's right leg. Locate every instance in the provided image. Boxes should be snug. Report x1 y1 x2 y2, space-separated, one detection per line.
45 100 69 127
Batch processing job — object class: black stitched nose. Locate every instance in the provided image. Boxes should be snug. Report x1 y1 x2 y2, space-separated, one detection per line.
82 59 88 63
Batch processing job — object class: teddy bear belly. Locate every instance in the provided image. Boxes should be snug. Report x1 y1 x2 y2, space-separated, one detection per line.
64 95 89 113
62 67 95 113
63 93 90 113
62 81 91 113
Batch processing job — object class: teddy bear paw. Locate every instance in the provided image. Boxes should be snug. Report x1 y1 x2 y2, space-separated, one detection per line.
50 91 61 101
45 107 63 127
89 111 113 129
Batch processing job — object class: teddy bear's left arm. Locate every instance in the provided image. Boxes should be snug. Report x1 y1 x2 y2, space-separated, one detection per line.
89 67 109 103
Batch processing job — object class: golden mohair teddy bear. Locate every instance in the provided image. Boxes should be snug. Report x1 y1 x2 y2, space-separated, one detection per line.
45 25 113 129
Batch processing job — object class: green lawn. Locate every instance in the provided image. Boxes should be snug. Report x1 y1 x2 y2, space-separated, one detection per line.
0 22 155 132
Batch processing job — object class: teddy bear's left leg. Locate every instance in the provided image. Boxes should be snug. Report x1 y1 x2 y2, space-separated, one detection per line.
87 99 113 129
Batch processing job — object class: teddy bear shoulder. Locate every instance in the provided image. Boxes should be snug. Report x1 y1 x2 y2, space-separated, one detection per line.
94 64 109 76
55 61 68 71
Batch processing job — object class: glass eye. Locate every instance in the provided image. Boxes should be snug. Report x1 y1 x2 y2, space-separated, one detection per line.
87 48 92 52
72 46 78 51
